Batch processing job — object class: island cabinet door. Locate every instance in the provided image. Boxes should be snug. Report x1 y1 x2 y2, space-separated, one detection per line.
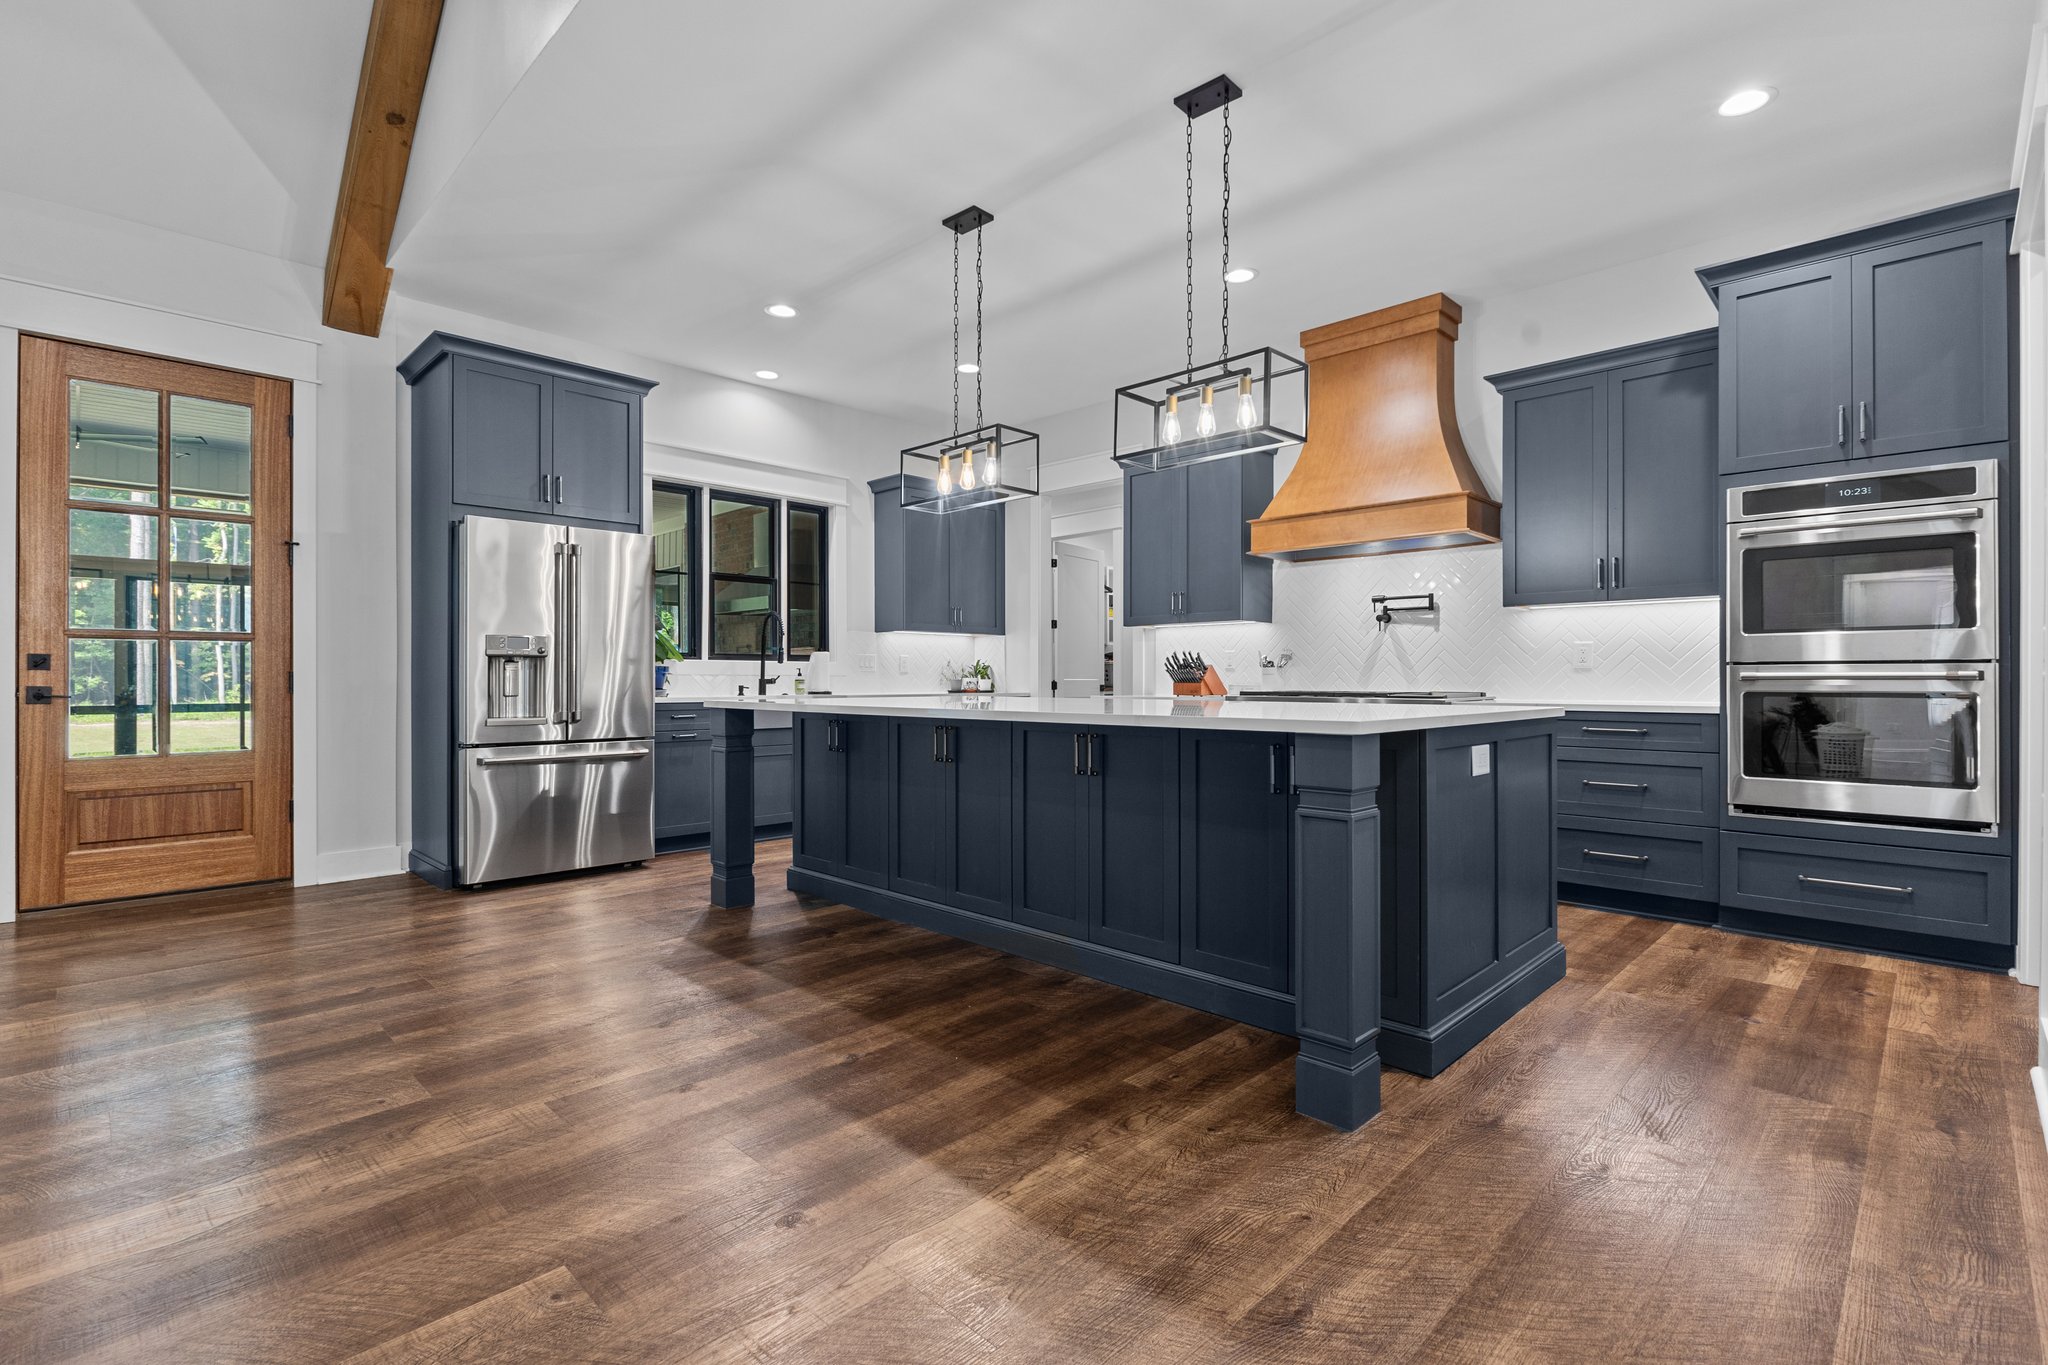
890 720 953 903
839 717 891 888
1177 732 1292 991
1089 727 1180 960
945 721 1012 919
792 716 845 872
1012 727 1091 935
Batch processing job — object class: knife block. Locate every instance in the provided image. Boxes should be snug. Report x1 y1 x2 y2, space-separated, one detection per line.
1172 667 1227 697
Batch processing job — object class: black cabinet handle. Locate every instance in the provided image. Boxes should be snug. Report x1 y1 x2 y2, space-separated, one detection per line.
1583 849 1650 865
1612 555 1621 591
1073 731 1083 776
1595 557 1606 591
1798 873 1911 896
555 473 564 502
1581 779 1649 791
1085 732 1098 776
947 725 956 763
933 725 943 763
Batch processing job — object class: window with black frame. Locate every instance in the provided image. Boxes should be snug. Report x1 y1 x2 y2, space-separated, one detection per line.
710 490 779 659
787 502 827 657
650 483 699 660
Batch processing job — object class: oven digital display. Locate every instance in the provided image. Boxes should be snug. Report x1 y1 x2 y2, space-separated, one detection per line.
1741 465 1980 517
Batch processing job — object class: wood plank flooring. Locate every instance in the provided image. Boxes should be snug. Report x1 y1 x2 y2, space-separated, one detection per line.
2 843 2045 1362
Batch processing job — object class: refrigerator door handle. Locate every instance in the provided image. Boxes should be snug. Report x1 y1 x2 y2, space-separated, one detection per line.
551 541 568 724
565 542 582 724
477 748 651 767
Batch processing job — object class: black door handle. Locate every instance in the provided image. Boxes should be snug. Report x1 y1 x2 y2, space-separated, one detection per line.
933 724 943 763
23 686 72 705
1073 731 1083 776
1085 732 1099 776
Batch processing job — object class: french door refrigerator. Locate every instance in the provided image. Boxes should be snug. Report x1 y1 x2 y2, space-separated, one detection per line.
456 515 655 886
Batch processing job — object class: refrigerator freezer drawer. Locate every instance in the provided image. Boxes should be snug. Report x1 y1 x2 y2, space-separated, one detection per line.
460 741 654 885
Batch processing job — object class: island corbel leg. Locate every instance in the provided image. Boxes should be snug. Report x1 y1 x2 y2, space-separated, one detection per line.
1290 733 1383 1130
709 707 756 907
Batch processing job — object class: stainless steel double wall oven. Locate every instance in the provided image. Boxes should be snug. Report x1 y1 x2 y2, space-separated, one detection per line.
1724 459 1999 830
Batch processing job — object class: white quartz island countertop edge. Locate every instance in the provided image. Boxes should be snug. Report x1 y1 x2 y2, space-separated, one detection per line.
702 693 1566 737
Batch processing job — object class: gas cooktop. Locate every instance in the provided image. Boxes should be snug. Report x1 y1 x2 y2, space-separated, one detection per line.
1234 689 1493 704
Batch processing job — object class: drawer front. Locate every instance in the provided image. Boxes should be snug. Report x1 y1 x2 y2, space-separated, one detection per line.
1721 833 2013 943
1556 712 1717 752
1555 749 1719 826
1558 818 1718 902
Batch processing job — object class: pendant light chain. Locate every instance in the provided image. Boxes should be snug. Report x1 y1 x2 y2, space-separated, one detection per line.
1220 102 1232 361
975 226 985 429
951 231 961 436
1184 115 1195 380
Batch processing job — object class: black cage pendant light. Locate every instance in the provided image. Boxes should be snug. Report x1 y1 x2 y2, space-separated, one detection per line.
1111 75 1306 472
900 206 1040 513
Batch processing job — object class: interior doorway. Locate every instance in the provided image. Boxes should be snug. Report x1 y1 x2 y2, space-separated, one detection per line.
1052 535 1115 695
15 336 293 909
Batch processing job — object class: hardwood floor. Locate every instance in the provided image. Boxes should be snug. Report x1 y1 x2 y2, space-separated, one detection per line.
2 844 2045 1363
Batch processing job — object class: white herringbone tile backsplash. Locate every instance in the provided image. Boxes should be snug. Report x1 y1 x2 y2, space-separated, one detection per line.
1132 544 1720 706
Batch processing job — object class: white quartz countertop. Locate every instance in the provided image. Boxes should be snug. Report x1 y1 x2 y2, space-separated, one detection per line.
704 693 1565 736
1494 699 1721 715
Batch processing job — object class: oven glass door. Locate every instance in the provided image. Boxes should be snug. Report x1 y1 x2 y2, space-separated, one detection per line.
1726 504 1995 662
1727 665 1996 828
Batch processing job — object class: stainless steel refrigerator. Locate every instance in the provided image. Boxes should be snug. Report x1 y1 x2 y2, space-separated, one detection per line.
455 515 655 886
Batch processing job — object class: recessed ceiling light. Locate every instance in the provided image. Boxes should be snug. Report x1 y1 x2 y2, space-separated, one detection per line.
754 370 780 381
1718 87 1775 117
1223 266 1258 284
956 362 980 374
764 303 797 318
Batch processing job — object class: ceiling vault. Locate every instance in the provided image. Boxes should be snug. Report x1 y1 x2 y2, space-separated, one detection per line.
322 0 443 336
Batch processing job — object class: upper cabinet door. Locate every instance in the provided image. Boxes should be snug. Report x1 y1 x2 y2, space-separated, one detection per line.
1180 457 1252 623
948 502 1006 634
1852 222 2010 460
551 379 643 527
902 507 953 633
450 356 554 515
1717 259 1853 475
1608 351 1718 601
1122 464 1186 626
1501 372 1611 605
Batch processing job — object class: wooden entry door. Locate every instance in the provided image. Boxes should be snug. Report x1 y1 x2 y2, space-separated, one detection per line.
16 337 292 909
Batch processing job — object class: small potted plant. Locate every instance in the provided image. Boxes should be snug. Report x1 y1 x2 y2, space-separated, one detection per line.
970 660 994 692
654 608 685 694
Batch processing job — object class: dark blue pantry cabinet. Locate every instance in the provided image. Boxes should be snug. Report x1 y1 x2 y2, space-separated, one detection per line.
398 333 656 888
1122 453 1274 626
1487 331 1719 607
1698 192 2016 477
868 476 1006 634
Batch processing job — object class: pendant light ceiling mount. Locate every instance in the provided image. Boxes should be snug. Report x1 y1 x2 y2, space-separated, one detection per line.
901 204 1040 513
1112 74 1306 474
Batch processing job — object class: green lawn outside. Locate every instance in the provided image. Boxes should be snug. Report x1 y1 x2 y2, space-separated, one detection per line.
67 711 250 758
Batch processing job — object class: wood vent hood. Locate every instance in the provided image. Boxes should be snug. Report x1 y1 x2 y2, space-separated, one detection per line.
1250 293 1500 560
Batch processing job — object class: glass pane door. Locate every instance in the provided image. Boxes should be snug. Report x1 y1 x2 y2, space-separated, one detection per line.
1738 687 1979 789
1738 533 1976 636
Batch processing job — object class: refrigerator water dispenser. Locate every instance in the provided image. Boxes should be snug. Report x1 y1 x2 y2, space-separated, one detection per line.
484 633 549 723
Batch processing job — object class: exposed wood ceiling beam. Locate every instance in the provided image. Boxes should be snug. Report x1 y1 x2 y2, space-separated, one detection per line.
323 0 444 336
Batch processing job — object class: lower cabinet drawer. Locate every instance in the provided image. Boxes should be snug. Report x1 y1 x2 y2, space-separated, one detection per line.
1557 818 1718 902
1555 712 1717 753
1720 833 2014 944
1555 748 1718 826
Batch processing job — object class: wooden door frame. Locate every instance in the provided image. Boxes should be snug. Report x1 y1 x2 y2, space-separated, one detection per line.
1 289 325 923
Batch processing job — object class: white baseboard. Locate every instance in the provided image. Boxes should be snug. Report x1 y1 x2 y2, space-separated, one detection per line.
309 845 407 885
2033 1066 2048 1154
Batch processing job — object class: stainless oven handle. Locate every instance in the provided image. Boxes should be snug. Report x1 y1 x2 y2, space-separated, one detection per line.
478 749 650 767
1798 873 1912 896
1734 506 1984 537
1735 670 1985 683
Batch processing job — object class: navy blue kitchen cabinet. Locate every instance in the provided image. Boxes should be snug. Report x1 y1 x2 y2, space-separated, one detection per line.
1122 454 1273 626
655 703 789 851
753 724 793 828
1489 331 1718 607
887 718 1011 916
869 476 1007 634
399 333 656 886
1178 731 1292 990
1699 193 2016 475
792 714 889 886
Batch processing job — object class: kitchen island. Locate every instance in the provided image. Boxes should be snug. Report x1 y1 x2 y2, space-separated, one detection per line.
703 693 1566 1129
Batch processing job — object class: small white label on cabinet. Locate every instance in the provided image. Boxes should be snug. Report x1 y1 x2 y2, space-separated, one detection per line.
1471 745 1491 777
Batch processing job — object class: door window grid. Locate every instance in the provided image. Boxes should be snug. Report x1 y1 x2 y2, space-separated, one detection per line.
64 379 255 759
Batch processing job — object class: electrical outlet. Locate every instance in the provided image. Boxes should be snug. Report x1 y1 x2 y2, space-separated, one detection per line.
859 654 877 672
1567 640 1596 670
897 656 909 675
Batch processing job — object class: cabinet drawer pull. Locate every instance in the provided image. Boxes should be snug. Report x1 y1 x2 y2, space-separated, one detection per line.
1580 726 1649 736
933 725 944 764
1583 849 1650 865
1085 732 1099 776
1073 731 1084 777
1581 779 1649 791
1797 874 1913 896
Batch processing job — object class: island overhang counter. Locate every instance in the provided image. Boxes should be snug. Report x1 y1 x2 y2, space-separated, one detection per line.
702 693 1567 1130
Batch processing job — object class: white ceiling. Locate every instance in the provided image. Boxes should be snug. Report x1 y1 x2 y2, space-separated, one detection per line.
0 0 2035 430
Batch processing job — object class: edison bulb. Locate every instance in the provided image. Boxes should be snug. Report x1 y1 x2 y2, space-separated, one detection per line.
960 446 979 490
983 448 1000 487
937 451 954 494
1161 393 1182 445
1235 375 1259 430
1195 385 1218 438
